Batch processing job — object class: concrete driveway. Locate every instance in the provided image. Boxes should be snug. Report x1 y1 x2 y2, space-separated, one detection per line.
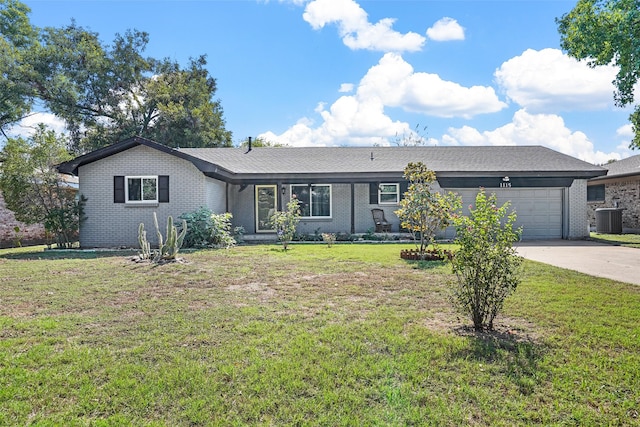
514 240 640 285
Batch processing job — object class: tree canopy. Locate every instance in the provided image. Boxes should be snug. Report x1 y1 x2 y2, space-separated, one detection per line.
0 0 232 153
557 0 640 149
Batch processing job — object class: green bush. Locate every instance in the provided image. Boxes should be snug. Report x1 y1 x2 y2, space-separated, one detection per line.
270 198 301 250
178 207 235 248
450 189 522 331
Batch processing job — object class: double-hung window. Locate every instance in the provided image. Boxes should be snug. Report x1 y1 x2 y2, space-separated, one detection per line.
379 183 399 204
291 184 331 218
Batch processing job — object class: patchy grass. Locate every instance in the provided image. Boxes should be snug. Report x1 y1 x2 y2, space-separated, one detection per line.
590 232 640 248
0 243 638 425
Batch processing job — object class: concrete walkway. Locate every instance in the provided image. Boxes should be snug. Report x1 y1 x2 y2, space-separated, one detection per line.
514 240 640 285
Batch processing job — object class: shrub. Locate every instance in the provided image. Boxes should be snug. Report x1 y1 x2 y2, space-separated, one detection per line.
209 212 236 248
270 198 301 250
322 233 336 247
450 189 522 331
395 162 461 257
178 207 235 248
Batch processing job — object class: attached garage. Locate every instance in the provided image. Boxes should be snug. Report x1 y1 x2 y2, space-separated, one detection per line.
452 188 564 239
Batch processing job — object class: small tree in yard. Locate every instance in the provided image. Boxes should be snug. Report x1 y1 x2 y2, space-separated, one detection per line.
0 125 86 248
450 189 523 331
395 162 461 257
270 197 301 251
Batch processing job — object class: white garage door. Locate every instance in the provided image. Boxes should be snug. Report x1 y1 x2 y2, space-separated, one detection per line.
453 188 563 240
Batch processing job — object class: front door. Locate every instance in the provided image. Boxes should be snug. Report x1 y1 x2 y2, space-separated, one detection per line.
256 185 277 232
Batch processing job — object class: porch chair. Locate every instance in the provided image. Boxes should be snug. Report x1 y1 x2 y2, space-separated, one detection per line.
371 208 392 233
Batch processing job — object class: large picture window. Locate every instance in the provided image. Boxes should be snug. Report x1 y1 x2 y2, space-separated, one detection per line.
126 176 158 203
291 184 331 218
379 183 399 204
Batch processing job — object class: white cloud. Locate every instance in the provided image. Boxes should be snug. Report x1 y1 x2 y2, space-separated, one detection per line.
259 53 506 146
426 17 465 41
339 83 354 93
441 109 622 164
6 112 67 139
259 95 409 147
360 53 506 118
495 48 618 112
302 0 425 52
617 123 634 138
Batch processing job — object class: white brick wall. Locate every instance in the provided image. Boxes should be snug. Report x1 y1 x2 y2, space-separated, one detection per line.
78 145 208 247
568 179 589 239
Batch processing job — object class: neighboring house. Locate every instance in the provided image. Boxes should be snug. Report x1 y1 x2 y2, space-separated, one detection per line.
587 154 640 233
57 137 606 248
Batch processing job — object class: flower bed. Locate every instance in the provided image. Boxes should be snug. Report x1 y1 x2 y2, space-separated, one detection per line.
400 248 452 261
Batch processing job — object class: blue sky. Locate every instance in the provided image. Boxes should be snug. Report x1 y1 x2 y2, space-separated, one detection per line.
14 0 638 163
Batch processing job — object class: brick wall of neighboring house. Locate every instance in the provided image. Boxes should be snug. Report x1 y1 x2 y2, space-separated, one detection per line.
0 192 47 248
588 178 640 232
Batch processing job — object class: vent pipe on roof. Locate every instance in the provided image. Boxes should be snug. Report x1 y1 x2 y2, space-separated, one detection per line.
245 136 252 154
370 151 374 161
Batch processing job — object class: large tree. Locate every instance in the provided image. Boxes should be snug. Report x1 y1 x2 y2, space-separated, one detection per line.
0 0 232 153
557 0 640 148
0 0 37 135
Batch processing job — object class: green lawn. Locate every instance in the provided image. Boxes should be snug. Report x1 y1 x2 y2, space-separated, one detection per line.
1 244 639 426
590 232 640 248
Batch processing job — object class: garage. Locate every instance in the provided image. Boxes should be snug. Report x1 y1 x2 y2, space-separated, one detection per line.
451 188 564 240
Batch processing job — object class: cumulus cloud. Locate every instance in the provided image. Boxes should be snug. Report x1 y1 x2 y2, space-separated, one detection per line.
259 53 506 146
441 109 622 164
259 95 409 147
495 48 618 112
339 83 354 93
302 0 425 52
426 17 465 41
360 53 506 118
616 124 634 138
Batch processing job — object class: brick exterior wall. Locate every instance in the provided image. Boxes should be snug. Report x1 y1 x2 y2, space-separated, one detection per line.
568 179 589 239
588 177 640 232
78 145 209 248
0 192 46 248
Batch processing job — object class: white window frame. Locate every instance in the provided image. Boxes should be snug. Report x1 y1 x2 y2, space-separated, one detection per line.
290 184 332 219
125 175 158 204
378 183 400 205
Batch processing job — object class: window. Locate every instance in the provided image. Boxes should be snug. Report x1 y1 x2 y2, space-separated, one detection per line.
114 175 169 204
587 184 605 202
379 183 399 204
126 176 158 203
291 184 331 218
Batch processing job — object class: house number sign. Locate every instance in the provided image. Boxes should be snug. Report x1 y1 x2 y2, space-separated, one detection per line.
500 176 512 188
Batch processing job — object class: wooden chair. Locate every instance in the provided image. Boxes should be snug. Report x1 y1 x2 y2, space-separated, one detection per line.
371 208 392 232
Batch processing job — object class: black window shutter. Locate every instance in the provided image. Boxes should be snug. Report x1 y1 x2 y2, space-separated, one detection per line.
158 175 170 203
114 176 125 203
400 181 409 200
369 182 379 204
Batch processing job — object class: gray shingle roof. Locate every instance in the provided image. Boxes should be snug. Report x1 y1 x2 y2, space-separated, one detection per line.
57 137 606 182
181 145 604 176
600 154 640 178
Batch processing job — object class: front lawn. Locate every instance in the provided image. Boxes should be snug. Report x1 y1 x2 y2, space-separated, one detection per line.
1 244 638 425
590 232 640 248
